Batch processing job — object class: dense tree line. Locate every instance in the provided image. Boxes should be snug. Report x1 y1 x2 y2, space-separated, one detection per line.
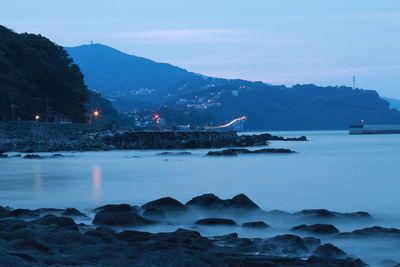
173 83 400 130
0 25 88 122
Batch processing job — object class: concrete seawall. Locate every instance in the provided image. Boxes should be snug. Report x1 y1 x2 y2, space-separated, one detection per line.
0 121 110 141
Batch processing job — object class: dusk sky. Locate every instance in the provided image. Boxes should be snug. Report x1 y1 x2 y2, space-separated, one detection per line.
2 0 400 98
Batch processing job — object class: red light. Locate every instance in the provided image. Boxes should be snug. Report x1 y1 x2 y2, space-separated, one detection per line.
154 114 160 119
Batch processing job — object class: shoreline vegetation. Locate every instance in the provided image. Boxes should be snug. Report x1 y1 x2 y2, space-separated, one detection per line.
0 193 384 266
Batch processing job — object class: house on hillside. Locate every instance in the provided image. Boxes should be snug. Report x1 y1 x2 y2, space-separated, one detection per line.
46 110 72 123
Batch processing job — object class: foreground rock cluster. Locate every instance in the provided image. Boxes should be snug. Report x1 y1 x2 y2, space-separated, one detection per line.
2 194 398 266
0 122 306 152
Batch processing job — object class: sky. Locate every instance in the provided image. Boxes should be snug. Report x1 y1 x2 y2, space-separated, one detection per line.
1 0 400 98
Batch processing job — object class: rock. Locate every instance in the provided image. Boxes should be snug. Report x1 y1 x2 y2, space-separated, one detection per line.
62 208 88 217
186 193 225 209
339 226 400 238
141 197 188 214
142 208 166 220
242 221 270 229
0 153 8 158
93 204 153 226
195 218 237 226
207 148 294 156
312 243 347 259
31 214 77 228
0 206 9 218
291 224 340 235
23 154 44 159
207 149 238 156
9 208 39 217
230 194 260 209
156 152 192 156
294 209 373 222
186 193 260 211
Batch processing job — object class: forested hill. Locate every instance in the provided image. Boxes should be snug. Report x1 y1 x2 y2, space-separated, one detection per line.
169 83 400 130
0 25 88 122
65 44 198 101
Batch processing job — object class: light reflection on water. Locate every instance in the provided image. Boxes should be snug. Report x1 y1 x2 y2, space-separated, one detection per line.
0 130 399 216
92 165 102 205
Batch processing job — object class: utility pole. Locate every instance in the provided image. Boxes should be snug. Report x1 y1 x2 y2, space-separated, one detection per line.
10 95 14 121
353 76 356 89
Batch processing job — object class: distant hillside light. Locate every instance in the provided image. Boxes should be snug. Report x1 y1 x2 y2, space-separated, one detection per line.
35 115 40 121
93 110 100 118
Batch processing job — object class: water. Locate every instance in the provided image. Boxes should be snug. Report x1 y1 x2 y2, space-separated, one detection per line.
1 130 400 265
1 130 399 215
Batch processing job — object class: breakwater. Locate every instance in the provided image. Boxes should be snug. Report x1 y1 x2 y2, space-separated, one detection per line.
0 121 306 152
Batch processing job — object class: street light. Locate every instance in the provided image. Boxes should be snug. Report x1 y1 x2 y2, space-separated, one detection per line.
35 115 40 121
93 110 100 118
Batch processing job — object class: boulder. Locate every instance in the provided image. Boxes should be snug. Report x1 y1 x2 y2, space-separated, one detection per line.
31 214 77 228
339 226 400 238
242 221 270 229
291 224 339 235
141 197 188 214
186 194 225 209
0 206 9 218
93 204 153 226
207 148 294 156
62 208 88 217
186 193 260 211
294 209 372 222
23 154 44 159
195 218 237 226
142 208 166 220
9 209 39 217
230 194 260 209
312 243 347 259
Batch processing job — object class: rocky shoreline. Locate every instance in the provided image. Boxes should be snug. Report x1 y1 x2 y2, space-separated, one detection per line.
1 194 398 266
0 127 306 152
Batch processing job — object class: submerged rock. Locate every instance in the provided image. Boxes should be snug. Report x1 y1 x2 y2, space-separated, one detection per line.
186 193 260 211
141 197 188 215
62 208 88 217
242 221 270 229
291 224 340 235
93 204 153 226
207 148 295 156
156 152 192 156
312 243 347 259
195 218 237 226
338 226 400 239
294 209 373 222
23 154 44 159
142 208 166 220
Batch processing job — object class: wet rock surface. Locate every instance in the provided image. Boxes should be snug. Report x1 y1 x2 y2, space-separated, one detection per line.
195 218 237 226
207 148 295 156
292 224 340 235
0 193 384 266
242 221 270 228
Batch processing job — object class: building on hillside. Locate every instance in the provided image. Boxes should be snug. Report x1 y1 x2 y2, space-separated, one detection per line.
46 110 72 123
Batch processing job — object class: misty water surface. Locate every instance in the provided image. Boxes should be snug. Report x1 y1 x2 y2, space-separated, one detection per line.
1 130 400 265
1 130 398 215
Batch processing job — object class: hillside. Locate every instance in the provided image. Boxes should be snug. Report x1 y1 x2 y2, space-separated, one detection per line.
382 97 400 111
0 25 88 122
65 44 198 102
66 43 400 130
170 83 400 130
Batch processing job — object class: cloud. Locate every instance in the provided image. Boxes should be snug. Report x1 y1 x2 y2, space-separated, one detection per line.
113 29 240 43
